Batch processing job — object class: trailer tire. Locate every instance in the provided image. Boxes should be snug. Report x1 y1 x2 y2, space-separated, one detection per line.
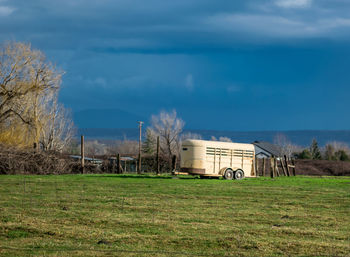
234 169 244 180
224 169 234 180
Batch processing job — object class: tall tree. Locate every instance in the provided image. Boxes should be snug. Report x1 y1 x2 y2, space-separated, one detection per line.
324 144 336 160
147 110 184 164
142 128 157 155
0 41 74 150
310 139 322 160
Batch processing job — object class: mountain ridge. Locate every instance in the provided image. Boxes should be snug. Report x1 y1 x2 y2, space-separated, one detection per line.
77 128 350 147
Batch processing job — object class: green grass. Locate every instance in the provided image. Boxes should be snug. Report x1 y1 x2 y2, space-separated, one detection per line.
0 174 349 256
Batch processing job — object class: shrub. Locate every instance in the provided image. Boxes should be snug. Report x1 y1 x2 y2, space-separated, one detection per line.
335 150 350 161
298 149 312 159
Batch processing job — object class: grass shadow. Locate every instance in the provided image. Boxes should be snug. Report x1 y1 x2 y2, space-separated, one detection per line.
84 174 199 180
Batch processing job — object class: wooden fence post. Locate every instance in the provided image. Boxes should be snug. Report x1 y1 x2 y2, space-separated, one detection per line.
156 136 160 175
262 158 266 177
270 157 275 178
112 157 116 173
81 135 85 174
255 157 259 176
172 155 177 173
284 155 290 177
280 158 287 176
274 157 280 176
291 159 296 176
117 154 121 174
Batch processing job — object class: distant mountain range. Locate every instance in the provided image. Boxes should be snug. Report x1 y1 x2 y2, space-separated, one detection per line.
77 128 350 147
73 109 350 146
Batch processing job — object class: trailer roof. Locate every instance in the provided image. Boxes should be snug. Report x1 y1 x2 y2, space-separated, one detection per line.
182 139 255 150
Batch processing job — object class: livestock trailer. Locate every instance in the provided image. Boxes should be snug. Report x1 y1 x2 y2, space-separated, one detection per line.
180 139 256 179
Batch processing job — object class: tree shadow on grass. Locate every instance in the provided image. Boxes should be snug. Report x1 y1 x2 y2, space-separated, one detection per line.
84 174 199 180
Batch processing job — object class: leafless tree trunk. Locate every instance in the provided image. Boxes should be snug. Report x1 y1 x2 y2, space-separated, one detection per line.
147 110 184 166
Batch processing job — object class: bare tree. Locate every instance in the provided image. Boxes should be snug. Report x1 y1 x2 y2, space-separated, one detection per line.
219 136 232 142
147 110 184 164
180 132 202 141
323 141 350 160
210 136 217 141
209 136 232 142
142 128 157 155
273 133 301 158
107 139 139 156
325 141 349 152
83 140 108 156
0 41 74 150
324 143 335 160
40 102 75 152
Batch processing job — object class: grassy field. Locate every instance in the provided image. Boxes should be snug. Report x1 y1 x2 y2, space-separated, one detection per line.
0 175 349 256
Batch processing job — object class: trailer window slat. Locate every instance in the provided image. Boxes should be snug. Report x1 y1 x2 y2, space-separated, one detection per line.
206 147 253 159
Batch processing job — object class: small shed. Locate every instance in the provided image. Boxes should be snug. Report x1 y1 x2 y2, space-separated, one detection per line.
252 141 283 159
108 156 136 172
70 155 103 165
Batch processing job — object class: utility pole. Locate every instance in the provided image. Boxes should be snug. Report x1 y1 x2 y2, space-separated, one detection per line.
156 136 160 175
81 135 85 174
137 121 144 174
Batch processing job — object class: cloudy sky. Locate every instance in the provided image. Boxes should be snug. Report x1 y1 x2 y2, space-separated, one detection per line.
1 0 350 130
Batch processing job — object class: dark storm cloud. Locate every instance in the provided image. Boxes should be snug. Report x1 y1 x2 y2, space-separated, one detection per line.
2 0 350 53
1 0 350 130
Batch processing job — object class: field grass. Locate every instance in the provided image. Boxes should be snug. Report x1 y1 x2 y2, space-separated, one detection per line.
0 174 349 256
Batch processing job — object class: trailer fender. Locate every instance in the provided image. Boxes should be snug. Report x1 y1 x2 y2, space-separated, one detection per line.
219 167 229 176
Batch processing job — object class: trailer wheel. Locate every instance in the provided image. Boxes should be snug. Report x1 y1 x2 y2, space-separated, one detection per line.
234 169 244 180
224 169 234 180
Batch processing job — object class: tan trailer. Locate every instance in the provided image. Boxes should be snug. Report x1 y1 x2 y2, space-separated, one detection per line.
179 139 256 179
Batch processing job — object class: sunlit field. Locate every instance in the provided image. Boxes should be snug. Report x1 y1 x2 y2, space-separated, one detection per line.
0 175 349 256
